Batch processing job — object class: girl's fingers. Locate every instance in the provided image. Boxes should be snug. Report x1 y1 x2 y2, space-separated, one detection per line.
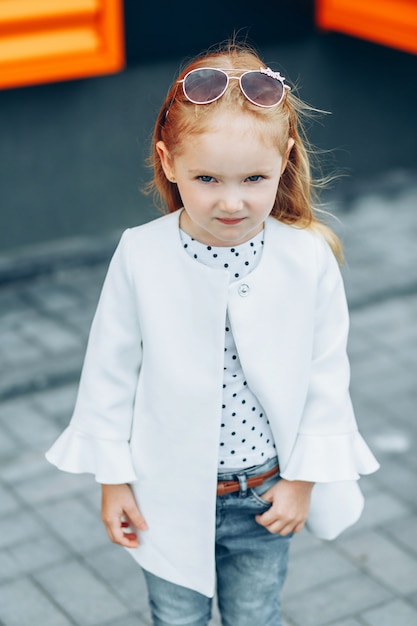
255 514 284 534
121 516 138 541
288 520 305 534
254 479 312 534
103 513 137 546
106 516 139 547
124 505 148 531
269 521 298 536
255 512 305 536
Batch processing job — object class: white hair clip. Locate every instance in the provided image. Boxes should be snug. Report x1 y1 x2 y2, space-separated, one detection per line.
260 67 288 85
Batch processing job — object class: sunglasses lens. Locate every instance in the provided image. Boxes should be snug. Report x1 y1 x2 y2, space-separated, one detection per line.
240 72 284 107
183 69 228 104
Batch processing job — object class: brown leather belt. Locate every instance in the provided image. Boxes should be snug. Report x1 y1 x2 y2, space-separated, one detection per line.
217 465 280 496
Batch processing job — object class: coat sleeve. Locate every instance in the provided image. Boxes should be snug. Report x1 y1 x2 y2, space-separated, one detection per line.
280 235 379 483
46 229 142 484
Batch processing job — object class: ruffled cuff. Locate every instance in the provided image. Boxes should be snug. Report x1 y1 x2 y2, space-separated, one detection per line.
45 426 138 484
281 431 380 483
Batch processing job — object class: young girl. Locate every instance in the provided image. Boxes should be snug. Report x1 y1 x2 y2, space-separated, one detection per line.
46 41 379 626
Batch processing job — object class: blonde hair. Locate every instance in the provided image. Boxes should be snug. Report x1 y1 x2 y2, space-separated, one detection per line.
145 41 342 263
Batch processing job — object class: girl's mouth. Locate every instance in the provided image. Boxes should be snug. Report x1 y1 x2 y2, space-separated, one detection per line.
216 218 245 225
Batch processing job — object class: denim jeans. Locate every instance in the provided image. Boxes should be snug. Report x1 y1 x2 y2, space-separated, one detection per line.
143 457 291 626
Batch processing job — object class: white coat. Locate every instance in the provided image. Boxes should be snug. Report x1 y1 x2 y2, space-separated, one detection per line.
46 210 379 596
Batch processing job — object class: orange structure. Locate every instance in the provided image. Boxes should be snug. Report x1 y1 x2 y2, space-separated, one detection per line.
0 0 125 89
316 0 417 55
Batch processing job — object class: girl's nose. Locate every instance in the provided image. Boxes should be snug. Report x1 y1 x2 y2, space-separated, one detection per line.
219 191 244 213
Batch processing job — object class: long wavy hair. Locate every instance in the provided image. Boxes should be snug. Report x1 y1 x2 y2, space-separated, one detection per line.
145 41 342 262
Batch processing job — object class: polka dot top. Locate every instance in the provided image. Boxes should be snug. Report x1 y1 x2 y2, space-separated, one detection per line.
180 228 277 470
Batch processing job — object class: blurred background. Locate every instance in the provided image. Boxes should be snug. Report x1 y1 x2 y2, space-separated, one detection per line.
1 3 417 626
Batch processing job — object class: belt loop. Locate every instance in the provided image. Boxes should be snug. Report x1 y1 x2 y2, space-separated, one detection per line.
237 472 248 498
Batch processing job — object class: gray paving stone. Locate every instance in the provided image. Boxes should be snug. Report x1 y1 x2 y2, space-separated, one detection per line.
101 617 151 626
337 529 417 595
339 489 412 538
59 265 107 303
403 448 417 473
349 305 398 337
37 496 109 553
0 397 61 447
61 302 96 327
409 590 417 612
0 550 21 583
1 449 55 483
0 327 43 364
0 578 73 626
374 314 417 353
84 544 152 614
0 485 20 517
32 383 78 418
380 515 417 559
283 545 358 598
368 421 416 452
371 442 417 480
349 353 411 403
373 459 417 507
0 287 29 315
19 315 83 354
284 573 392 626
6 352 84 399
0 510 44 550
11 463 94 504
35 560 129 625
383 391 417 428
368 389 410 426
6 534 71 575
362 599 417 626
356 297 416 334
347 336 372 363
399 343 417 370
22 281 82 313
0 427 19 459
328 617 363 626
354 375 415 420
286 528 324 556
79 484 102 514
354 474 378 497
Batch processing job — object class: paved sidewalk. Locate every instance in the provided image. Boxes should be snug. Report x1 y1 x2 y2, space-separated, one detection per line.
0 176 417 625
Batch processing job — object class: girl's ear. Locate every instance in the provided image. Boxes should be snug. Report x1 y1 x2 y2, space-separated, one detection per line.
156 141 175 181
280 138 295 175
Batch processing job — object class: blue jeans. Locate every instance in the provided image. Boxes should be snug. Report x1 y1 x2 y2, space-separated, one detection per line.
143 457 291 626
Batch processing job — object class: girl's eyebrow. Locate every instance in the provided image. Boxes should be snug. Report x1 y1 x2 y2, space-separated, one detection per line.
188 167 276 176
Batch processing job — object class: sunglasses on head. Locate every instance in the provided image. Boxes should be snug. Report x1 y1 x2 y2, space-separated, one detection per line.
178 66 290 108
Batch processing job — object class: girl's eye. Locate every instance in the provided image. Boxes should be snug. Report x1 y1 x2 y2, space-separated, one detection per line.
198 175 216 183
245 175 264 182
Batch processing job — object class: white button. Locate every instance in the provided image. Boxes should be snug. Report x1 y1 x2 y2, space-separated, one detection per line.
238 284 250 297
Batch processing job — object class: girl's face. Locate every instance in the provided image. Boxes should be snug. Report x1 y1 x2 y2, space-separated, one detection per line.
157 111 293 247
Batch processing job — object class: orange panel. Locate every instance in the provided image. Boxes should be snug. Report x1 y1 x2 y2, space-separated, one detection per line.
0 0 99 24
0 0 125 89
316 0 417 55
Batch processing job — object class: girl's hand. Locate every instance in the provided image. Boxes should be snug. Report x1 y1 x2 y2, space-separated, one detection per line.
101 483 148 548
255 479 314 536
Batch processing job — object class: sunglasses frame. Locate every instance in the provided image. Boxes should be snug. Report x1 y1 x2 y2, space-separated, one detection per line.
178 67 290 108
